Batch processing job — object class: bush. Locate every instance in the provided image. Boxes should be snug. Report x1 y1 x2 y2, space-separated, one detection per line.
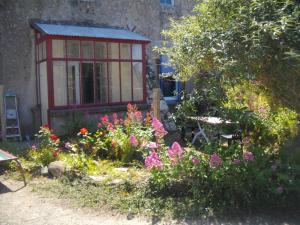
20 125 62 172
146 141 300 210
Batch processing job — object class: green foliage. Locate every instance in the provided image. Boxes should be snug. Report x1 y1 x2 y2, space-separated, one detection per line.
147 142 300 209
19 125 61 172
220 79 298 149
73 104 155 163
159 0 300 111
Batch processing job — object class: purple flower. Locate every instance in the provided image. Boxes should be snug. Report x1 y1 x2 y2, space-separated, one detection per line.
242 136 250 146
152 117 168 138
209 153 222 168
233 159 241 165
65 142 72 150
130 135 138 147
191 157 200 165
276 186 284 194
168 142 184 165
145 151 163 170
243 151 254 161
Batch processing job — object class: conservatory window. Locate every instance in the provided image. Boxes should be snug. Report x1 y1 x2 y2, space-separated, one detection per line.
46 39 145 107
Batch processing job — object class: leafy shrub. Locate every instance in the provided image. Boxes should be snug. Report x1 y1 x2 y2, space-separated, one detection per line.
221 79 298 149
146 141 300 209
20 125 62 172
69 104 166 163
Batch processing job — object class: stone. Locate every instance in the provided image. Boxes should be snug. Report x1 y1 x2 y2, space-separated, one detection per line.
89 175 107 183
48 161 66 178
108 179 125 186
114 167 129 172
40 166 48 176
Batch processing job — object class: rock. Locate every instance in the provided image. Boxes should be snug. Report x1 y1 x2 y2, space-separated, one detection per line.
108 179 125 186
48 161 66 178
114 167 129 172
40 166 48 176
89 175 107 183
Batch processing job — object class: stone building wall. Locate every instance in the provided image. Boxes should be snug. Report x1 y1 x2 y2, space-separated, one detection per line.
0 0 194 136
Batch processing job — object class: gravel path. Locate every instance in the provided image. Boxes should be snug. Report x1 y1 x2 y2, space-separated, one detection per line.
0 177 299 225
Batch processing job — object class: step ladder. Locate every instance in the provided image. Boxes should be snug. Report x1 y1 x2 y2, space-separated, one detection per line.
4 93 22 141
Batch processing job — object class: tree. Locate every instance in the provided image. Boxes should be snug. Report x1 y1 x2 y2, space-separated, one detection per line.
159 0 300 112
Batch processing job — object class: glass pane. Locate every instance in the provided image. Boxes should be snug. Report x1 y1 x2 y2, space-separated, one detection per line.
82 62 94 104
52 40 65 58
95 62 108 104
38 43 42 61
67 40 80 58
107 43 119 59
67 61 81 105
132 44 142 60
121 62 132 102
161 78 176 97
42 41 47 60
82 41 93 58
39 62 48 124
95 42 107 59
53 61 67 106
120 43 130 59
108 62 120 102
132 62 143 101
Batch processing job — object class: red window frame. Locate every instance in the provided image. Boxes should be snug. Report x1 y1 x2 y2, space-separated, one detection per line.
35 31 149 111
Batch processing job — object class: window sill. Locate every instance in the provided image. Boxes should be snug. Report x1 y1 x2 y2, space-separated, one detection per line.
49 103 150 116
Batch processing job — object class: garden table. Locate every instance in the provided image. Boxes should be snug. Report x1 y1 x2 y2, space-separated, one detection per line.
0 149 26 185
188 116 236 144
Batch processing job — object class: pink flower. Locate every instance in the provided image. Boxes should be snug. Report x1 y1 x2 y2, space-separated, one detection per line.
152 117 168 138
243 151 254 161
147 142 158 149
168 142 184 165
112 113 119 125
191 157 200 165
233 159 241 165
134 111 143 122
130 135 138 147
107 123 114 131
145 151 163 170
209 153 222 168
276 186 283 194
31 145 37 151
100 115 109 125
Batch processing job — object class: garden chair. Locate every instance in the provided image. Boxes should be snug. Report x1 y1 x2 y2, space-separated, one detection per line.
0 149 26 186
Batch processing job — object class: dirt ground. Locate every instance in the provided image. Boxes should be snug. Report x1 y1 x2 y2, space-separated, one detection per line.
0 176 300 225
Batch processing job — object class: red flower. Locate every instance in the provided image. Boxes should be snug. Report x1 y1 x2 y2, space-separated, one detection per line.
53 151 59 157
80 128 88 135
42 124 49 129
50 135 59 142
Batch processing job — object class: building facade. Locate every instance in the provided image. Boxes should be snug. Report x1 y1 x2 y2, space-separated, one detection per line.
0 0 194 136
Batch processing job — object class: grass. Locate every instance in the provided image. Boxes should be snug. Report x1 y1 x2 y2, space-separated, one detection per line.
32 176 210 219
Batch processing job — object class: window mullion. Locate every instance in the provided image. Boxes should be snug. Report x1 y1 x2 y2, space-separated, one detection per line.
119 43 122 104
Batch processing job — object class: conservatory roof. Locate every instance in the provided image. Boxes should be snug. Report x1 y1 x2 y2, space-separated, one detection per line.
33 22 150 42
